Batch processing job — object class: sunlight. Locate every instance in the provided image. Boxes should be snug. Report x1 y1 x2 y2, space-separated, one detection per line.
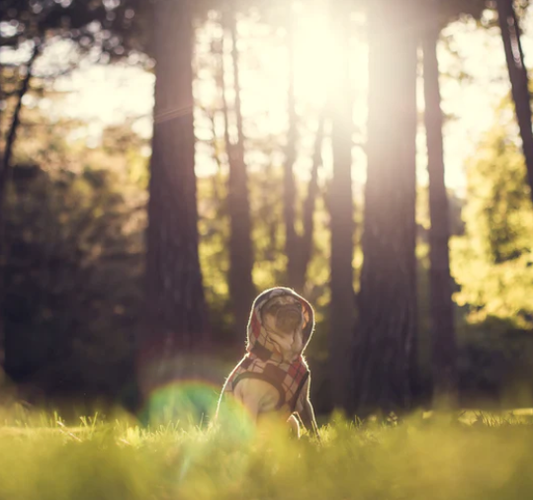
229 4 369 184
292 4 338 106
7 3 533 496
46 6 525 190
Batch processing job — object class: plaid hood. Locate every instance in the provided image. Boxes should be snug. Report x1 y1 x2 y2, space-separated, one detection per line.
216 288 316 417
245 287 315 358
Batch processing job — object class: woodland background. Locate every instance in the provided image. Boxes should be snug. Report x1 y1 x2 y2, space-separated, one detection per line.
1 0 533 421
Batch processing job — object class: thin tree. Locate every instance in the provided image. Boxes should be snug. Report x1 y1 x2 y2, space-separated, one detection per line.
142 0 208 396
328 3 355 413
355 0 418 414
0 42 41 372
422 21 458 406
0 46 41 196
283 11 325 293
223 8 256 335
497 0 533 204
283 10 300 291
300 113 326 286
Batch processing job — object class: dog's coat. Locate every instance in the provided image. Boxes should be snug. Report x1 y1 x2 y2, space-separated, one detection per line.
216 287 320 439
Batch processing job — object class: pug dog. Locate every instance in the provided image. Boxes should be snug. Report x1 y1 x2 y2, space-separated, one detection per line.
215 287 320 440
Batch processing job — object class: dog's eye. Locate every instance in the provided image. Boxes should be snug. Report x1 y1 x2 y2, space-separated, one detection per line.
265 304 281 315
263 298 303 317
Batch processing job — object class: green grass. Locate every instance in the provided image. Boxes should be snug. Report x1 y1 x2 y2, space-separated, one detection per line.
2 406 533 500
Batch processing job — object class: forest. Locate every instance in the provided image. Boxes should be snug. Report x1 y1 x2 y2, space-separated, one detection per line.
2 0 533 427
5 1 533 499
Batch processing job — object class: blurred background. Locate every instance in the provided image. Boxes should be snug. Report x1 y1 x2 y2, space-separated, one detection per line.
1 0 533 420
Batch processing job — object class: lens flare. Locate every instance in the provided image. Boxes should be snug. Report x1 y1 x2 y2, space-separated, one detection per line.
135 351 228 427
139 379 220 427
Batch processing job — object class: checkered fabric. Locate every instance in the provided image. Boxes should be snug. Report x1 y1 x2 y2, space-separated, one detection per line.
246 287 315 355
222 351 310 412
219 287 315 413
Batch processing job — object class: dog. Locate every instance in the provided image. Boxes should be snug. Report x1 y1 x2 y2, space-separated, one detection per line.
215 287 320 440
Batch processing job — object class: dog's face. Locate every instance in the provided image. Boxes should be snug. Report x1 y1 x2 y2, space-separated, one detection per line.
261 295 304 361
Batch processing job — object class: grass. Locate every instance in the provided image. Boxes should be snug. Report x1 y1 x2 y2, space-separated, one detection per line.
1 405 533 500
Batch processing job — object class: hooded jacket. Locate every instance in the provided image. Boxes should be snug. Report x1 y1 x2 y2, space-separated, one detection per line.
218 287 315 414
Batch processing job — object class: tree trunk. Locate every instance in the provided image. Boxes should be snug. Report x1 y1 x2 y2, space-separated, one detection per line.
355 0 418 415
298 113 325 290
329 7 355 414
0 43 40 373
497 0 533 204
284 11 299 290
225 9 255 335
283 12 325 294
141 0 208 397
422 28 458 407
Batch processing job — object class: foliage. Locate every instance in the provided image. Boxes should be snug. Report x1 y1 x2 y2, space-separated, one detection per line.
198 165 329 338
1 411 533 499
196 161 336 411
452 99 533 328
6 1 533 415
4 107 147 404
0 0 151 60
446 97 533 404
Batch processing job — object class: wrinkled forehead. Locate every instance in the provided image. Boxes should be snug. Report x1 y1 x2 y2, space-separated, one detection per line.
261 294 300 314
259 294 311 329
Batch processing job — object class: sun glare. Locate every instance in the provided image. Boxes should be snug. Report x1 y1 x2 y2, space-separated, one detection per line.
292 11 338 105
195 6 369 180
46 4 523 191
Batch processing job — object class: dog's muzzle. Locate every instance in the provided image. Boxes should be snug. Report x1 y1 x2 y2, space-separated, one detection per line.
275 304 302 333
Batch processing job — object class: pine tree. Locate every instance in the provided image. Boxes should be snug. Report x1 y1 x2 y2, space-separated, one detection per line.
355 0 418 414
142 0 209 399
328 1 355 413
224 7 256 335
422 20 458 406
496 0 533 205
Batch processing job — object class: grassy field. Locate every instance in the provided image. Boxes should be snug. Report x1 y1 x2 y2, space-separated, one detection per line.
1 406 533 500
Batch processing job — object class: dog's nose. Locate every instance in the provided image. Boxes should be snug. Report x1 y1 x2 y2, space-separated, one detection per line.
276 306 302 333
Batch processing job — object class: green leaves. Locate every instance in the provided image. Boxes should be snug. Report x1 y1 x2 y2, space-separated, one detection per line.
453 103 533 328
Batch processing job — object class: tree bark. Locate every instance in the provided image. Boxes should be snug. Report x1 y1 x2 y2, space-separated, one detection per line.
355 0 418 415
497 0 533 204
284 11 299 290
0 44 40 196
0 43 40 373
207 110 223 205
329 6 355 414
141 0 208 397
225 9 255 335
283 12 325 294
422 28 458 406
298 113 325 289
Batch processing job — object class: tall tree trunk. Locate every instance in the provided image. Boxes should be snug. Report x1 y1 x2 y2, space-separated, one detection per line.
141 0 208 398
422 27 458 406
298 113 325 288
284 11 299 290
355 0 418 415
225 9 255 335
0 43 40 373
328 7 355 414
207 110 223 205
283 12 324 294
497 0 533 203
